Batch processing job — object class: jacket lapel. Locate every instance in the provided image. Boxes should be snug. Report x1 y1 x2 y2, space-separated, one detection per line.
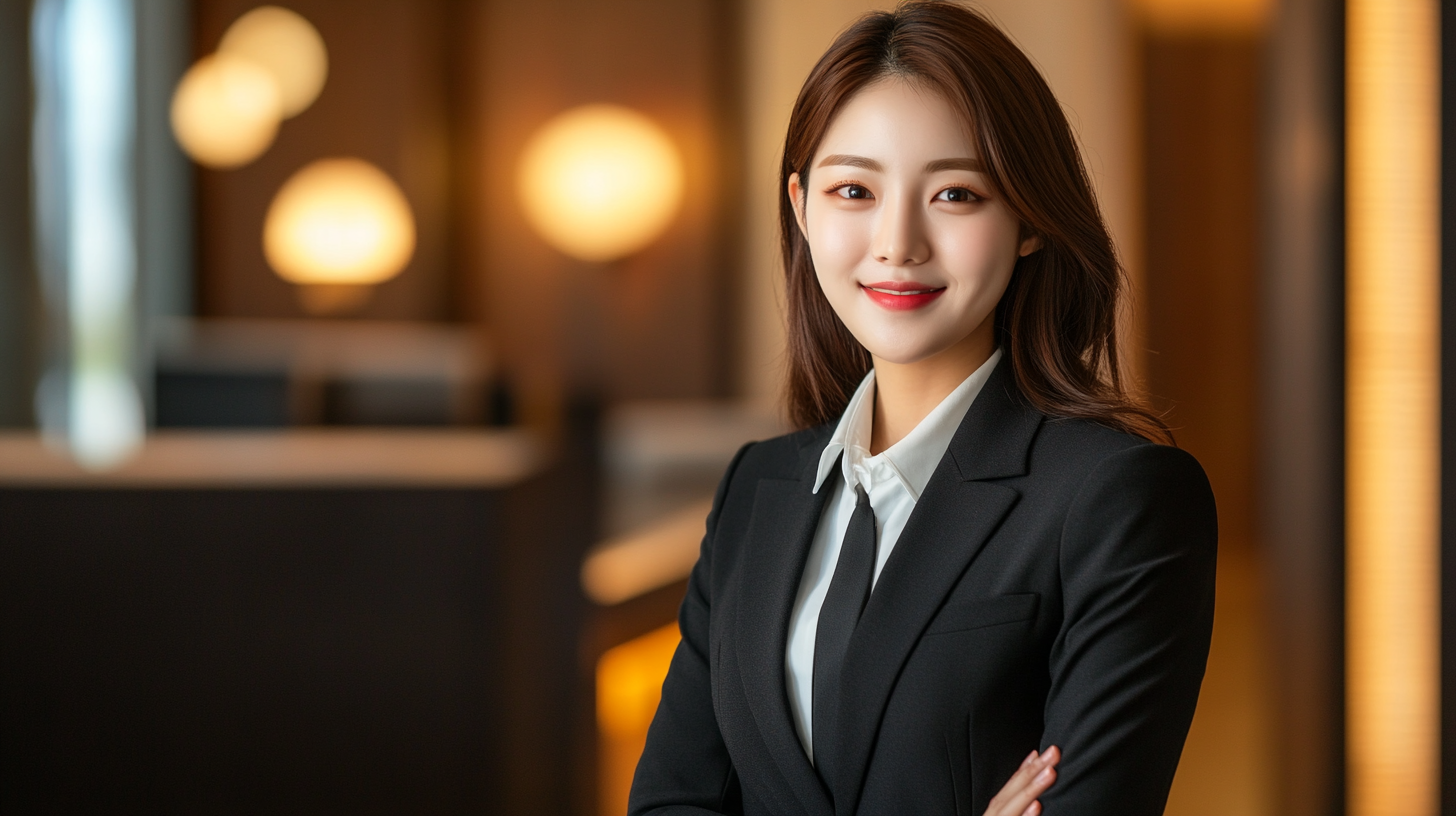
734 430 836 816
828 362 1044 813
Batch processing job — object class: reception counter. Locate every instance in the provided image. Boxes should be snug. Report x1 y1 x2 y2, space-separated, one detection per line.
0 430 593 815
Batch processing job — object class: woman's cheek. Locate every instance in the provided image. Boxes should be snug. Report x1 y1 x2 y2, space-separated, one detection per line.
810 219 869 300
822 206 874 257
940 228 1017 298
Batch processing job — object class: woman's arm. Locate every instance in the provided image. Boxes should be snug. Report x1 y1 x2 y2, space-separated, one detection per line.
627 444 754 816
1038 443 1218 814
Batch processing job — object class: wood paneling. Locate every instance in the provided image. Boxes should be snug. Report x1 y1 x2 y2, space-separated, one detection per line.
459 0 741 421
194 0 742 418
1145 37 1261 550
194 0 455 321
1144 34 1275 816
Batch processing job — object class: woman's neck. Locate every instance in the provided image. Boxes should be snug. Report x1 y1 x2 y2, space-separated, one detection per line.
868 321 995 455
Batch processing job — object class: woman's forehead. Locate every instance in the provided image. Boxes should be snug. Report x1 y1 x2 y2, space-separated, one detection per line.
815 77 980 167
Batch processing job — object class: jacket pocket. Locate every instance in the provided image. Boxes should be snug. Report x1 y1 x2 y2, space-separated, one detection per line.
925 593 1039 635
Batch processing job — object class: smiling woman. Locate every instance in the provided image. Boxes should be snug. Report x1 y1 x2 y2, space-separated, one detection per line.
785 80 1038 451
779 32 1168 447
628 4 1216 816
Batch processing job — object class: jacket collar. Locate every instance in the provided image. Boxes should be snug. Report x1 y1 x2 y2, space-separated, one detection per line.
947 357 1043 481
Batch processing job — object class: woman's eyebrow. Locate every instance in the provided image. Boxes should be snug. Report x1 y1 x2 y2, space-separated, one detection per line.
924 157 984 172
812 155 985 172
816 154 882 171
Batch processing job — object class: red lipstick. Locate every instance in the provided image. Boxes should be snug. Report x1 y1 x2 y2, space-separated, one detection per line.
860 280 946 311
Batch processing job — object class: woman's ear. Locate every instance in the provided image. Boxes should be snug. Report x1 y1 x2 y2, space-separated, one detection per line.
788 172 809 237
1018 233 1043 257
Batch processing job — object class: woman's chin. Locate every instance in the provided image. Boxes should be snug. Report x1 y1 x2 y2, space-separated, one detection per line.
860 340 957 368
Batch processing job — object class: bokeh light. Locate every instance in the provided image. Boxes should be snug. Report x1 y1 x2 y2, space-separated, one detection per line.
218 5 328 119
596 623 681 815
169 52 281 169
517 104 684 263
264 158 416 293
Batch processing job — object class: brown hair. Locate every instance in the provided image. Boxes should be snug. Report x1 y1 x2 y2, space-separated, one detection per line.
780 0 1171 444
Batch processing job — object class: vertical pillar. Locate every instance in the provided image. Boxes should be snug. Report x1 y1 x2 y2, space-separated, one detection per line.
134 0 193 418
31 0 145 468
1262 0 1345 812
0 2 37 428
1345 1 1440 813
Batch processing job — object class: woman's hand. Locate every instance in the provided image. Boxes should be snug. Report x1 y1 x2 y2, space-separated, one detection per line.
983 746 1060 816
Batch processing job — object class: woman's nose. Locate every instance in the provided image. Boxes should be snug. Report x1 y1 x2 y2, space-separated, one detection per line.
870 196 930 266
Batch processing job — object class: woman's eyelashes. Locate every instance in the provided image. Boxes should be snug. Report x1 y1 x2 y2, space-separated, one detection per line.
827 182 874 200
822 182 987 205
933 186 984 203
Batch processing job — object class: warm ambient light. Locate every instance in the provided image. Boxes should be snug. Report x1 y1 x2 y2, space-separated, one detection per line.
264 158 416 315
1131 0 1269 33
1346 1 1439 815
582 499 710 605
518 104 684 262
170 53 281 169
597 623 680 816
218 5 327 118
170 5 327 168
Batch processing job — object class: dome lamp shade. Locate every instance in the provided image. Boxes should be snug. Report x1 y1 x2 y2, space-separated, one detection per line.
170 53 281 169
263 158 416 314
517 104 685 262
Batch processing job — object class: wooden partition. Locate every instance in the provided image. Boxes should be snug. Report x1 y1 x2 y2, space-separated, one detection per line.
1142 22 1276 816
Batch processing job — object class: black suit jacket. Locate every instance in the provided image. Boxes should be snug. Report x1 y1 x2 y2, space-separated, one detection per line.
629 363 1218 816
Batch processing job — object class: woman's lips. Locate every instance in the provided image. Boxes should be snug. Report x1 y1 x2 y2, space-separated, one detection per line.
860 281 946 311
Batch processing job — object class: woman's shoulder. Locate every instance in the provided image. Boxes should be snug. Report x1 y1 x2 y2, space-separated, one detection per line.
1039 419 1218 566
1029 415 1210 500
727 422 834 481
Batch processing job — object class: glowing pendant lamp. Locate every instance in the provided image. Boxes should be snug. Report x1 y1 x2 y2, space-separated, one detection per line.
170 5 327 169
263 158 416 315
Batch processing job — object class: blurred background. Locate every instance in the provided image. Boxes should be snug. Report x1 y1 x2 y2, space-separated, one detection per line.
0 0 1448 814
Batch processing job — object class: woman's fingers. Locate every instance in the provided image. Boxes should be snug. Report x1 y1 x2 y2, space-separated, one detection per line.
984 746 1060 816
1006 748 1051 790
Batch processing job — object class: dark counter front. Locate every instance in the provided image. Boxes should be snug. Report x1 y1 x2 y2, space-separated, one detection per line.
0 431 594 815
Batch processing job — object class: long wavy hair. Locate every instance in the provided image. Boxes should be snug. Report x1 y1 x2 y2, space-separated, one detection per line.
780 1 1170 444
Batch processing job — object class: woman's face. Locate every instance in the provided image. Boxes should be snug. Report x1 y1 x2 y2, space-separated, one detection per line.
789 78 1038 367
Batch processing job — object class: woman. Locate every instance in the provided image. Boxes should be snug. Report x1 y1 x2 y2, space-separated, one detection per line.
629 3 1216 814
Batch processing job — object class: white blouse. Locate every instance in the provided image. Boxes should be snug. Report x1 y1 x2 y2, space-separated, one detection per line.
783 348 1003 759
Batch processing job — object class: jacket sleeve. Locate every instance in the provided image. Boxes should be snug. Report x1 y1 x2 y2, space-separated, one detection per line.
627 443 753 816
1038 443 1218 816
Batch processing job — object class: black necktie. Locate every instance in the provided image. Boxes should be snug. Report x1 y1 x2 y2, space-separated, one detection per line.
812 482 877 783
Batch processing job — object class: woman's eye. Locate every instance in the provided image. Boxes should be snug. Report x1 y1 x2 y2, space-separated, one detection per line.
936 187 978 203
834 184 873 200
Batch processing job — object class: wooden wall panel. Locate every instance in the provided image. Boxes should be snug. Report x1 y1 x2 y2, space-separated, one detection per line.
460 0 741 421
193 0 740 416
1144 34 1275 816
194 0 454 321
1145 37 1262 551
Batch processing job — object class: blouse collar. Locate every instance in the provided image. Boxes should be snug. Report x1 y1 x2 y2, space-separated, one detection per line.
813 347 1004 500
